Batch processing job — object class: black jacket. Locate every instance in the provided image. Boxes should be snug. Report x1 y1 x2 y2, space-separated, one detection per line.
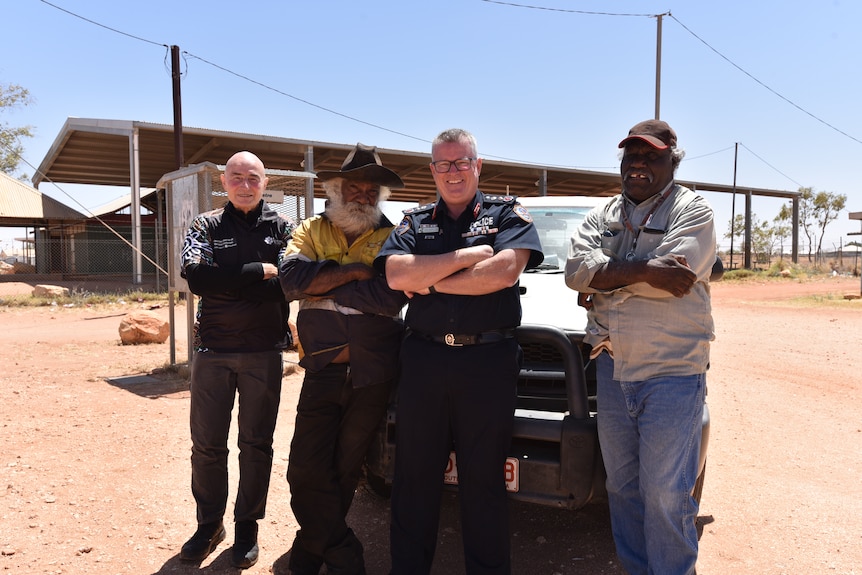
181 201 294 353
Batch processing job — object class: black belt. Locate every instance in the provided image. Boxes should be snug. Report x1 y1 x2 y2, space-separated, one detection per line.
411 329 516 347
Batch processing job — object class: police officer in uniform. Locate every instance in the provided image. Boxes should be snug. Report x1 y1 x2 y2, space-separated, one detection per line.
374 128 543 575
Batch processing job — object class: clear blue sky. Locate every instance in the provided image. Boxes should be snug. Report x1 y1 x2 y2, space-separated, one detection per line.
2 0 861 255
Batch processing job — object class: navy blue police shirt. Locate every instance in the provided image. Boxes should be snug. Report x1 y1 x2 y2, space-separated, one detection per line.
374 190 543 336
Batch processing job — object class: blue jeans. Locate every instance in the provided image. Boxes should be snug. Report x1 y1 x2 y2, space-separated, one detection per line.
595 351 704 575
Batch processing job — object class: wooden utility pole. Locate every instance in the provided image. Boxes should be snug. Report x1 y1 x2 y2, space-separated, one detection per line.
171 45 183 169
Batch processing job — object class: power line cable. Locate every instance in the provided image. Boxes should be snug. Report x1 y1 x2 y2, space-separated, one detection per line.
668 14 862 146
32 0 843 182
0 140 167 274
479 0 657 17
683 145 736 162
23 1 639 169
38 0 167 48
738 143 804 189
181 52 428 145
480 1 861 146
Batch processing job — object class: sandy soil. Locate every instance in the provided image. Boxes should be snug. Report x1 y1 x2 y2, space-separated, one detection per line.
0 276 860 574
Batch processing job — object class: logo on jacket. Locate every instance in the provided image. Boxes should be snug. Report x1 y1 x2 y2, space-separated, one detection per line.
396 216 412 235
462 216 498 238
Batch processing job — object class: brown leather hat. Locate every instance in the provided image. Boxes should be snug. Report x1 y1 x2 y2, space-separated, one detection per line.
316 143 404 189
618 119 677 150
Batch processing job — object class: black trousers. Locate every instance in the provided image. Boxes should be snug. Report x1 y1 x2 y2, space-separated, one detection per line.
288 363 393 575
189 349 283 525
390 335 520 575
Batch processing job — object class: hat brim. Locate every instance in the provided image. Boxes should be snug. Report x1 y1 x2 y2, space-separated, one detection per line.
618 135 670 150
316 165 404 189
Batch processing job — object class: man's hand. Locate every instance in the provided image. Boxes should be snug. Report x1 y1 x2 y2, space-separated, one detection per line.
303 263 376 296
644 254 697 297
385 245 496 294
461 244 495 265
261 262 278 279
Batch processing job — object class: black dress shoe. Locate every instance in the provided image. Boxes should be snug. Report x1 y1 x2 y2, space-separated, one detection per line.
231 520 259 569
180 520 226 562
287 536 324 575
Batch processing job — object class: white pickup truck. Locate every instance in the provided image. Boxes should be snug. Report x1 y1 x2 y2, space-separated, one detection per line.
366 195 711 509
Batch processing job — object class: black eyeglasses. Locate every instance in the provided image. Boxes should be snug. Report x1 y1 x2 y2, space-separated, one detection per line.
430 157 476 173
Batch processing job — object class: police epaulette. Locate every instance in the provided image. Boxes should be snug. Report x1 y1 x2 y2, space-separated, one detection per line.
483 195 517 204
402 201 437 215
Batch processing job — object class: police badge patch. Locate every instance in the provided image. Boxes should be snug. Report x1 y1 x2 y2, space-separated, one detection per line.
513 204 533 223
396 216 412 235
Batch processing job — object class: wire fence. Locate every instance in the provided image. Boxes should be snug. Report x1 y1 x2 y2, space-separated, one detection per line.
2 164 312 293
3 230 858 289
717 242 861 274
0 227 171 291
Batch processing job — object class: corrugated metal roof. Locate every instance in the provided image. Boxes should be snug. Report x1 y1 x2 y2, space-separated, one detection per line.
89 188 160 217
0 171 86 225
33 118 799 206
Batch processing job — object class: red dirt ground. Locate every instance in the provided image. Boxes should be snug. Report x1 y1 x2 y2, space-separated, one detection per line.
0 275 860 574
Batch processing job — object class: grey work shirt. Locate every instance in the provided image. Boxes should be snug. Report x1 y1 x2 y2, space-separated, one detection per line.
565 183 716 382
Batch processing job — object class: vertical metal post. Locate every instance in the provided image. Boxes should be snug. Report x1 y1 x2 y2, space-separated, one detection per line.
655 13 663 119
129 128 142 284
155 188 164 291
304 146 315 219
744 191 752 269
791 198 799 264
729 143 738 270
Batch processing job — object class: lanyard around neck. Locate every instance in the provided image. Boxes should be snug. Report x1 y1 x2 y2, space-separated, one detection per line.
620 186 673 260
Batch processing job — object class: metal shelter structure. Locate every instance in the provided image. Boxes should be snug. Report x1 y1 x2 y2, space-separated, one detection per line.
32 117 802 279
851 211 862 295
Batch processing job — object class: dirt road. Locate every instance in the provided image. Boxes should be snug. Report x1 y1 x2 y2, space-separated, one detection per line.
0 276 860 574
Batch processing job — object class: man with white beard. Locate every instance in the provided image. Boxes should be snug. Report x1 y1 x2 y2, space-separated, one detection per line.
278 143 407 575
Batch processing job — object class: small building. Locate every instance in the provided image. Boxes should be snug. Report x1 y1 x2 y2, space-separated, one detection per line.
0 171 86 278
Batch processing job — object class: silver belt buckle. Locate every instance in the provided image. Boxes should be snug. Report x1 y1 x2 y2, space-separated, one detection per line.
444 333 462 347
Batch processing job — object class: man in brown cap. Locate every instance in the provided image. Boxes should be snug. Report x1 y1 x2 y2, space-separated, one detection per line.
565 120 716 575
278 143 407 575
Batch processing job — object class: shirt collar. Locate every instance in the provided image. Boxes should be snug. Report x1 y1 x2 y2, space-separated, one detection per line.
432 190 483 221
226 200 264 223
622 180 675 207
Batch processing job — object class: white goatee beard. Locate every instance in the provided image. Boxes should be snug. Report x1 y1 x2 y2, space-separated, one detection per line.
325 194 381 237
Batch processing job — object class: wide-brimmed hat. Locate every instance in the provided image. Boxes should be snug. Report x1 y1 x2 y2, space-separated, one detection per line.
618 119 677 150
316 143 404 189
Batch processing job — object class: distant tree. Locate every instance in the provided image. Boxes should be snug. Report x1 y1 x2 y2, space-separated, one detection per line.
0 83 34 179
810 189 847 256
724 213 747 256
777 187 846 263
751 219 776 265
772 214 791 258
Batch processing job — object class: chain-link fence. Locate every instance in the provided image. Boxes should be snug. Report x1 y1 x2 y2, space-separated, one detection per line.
0 163 312 292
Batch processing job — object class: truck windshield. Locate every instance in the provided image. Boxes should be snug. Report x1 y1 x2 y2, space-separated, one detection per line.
528 207 593 270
